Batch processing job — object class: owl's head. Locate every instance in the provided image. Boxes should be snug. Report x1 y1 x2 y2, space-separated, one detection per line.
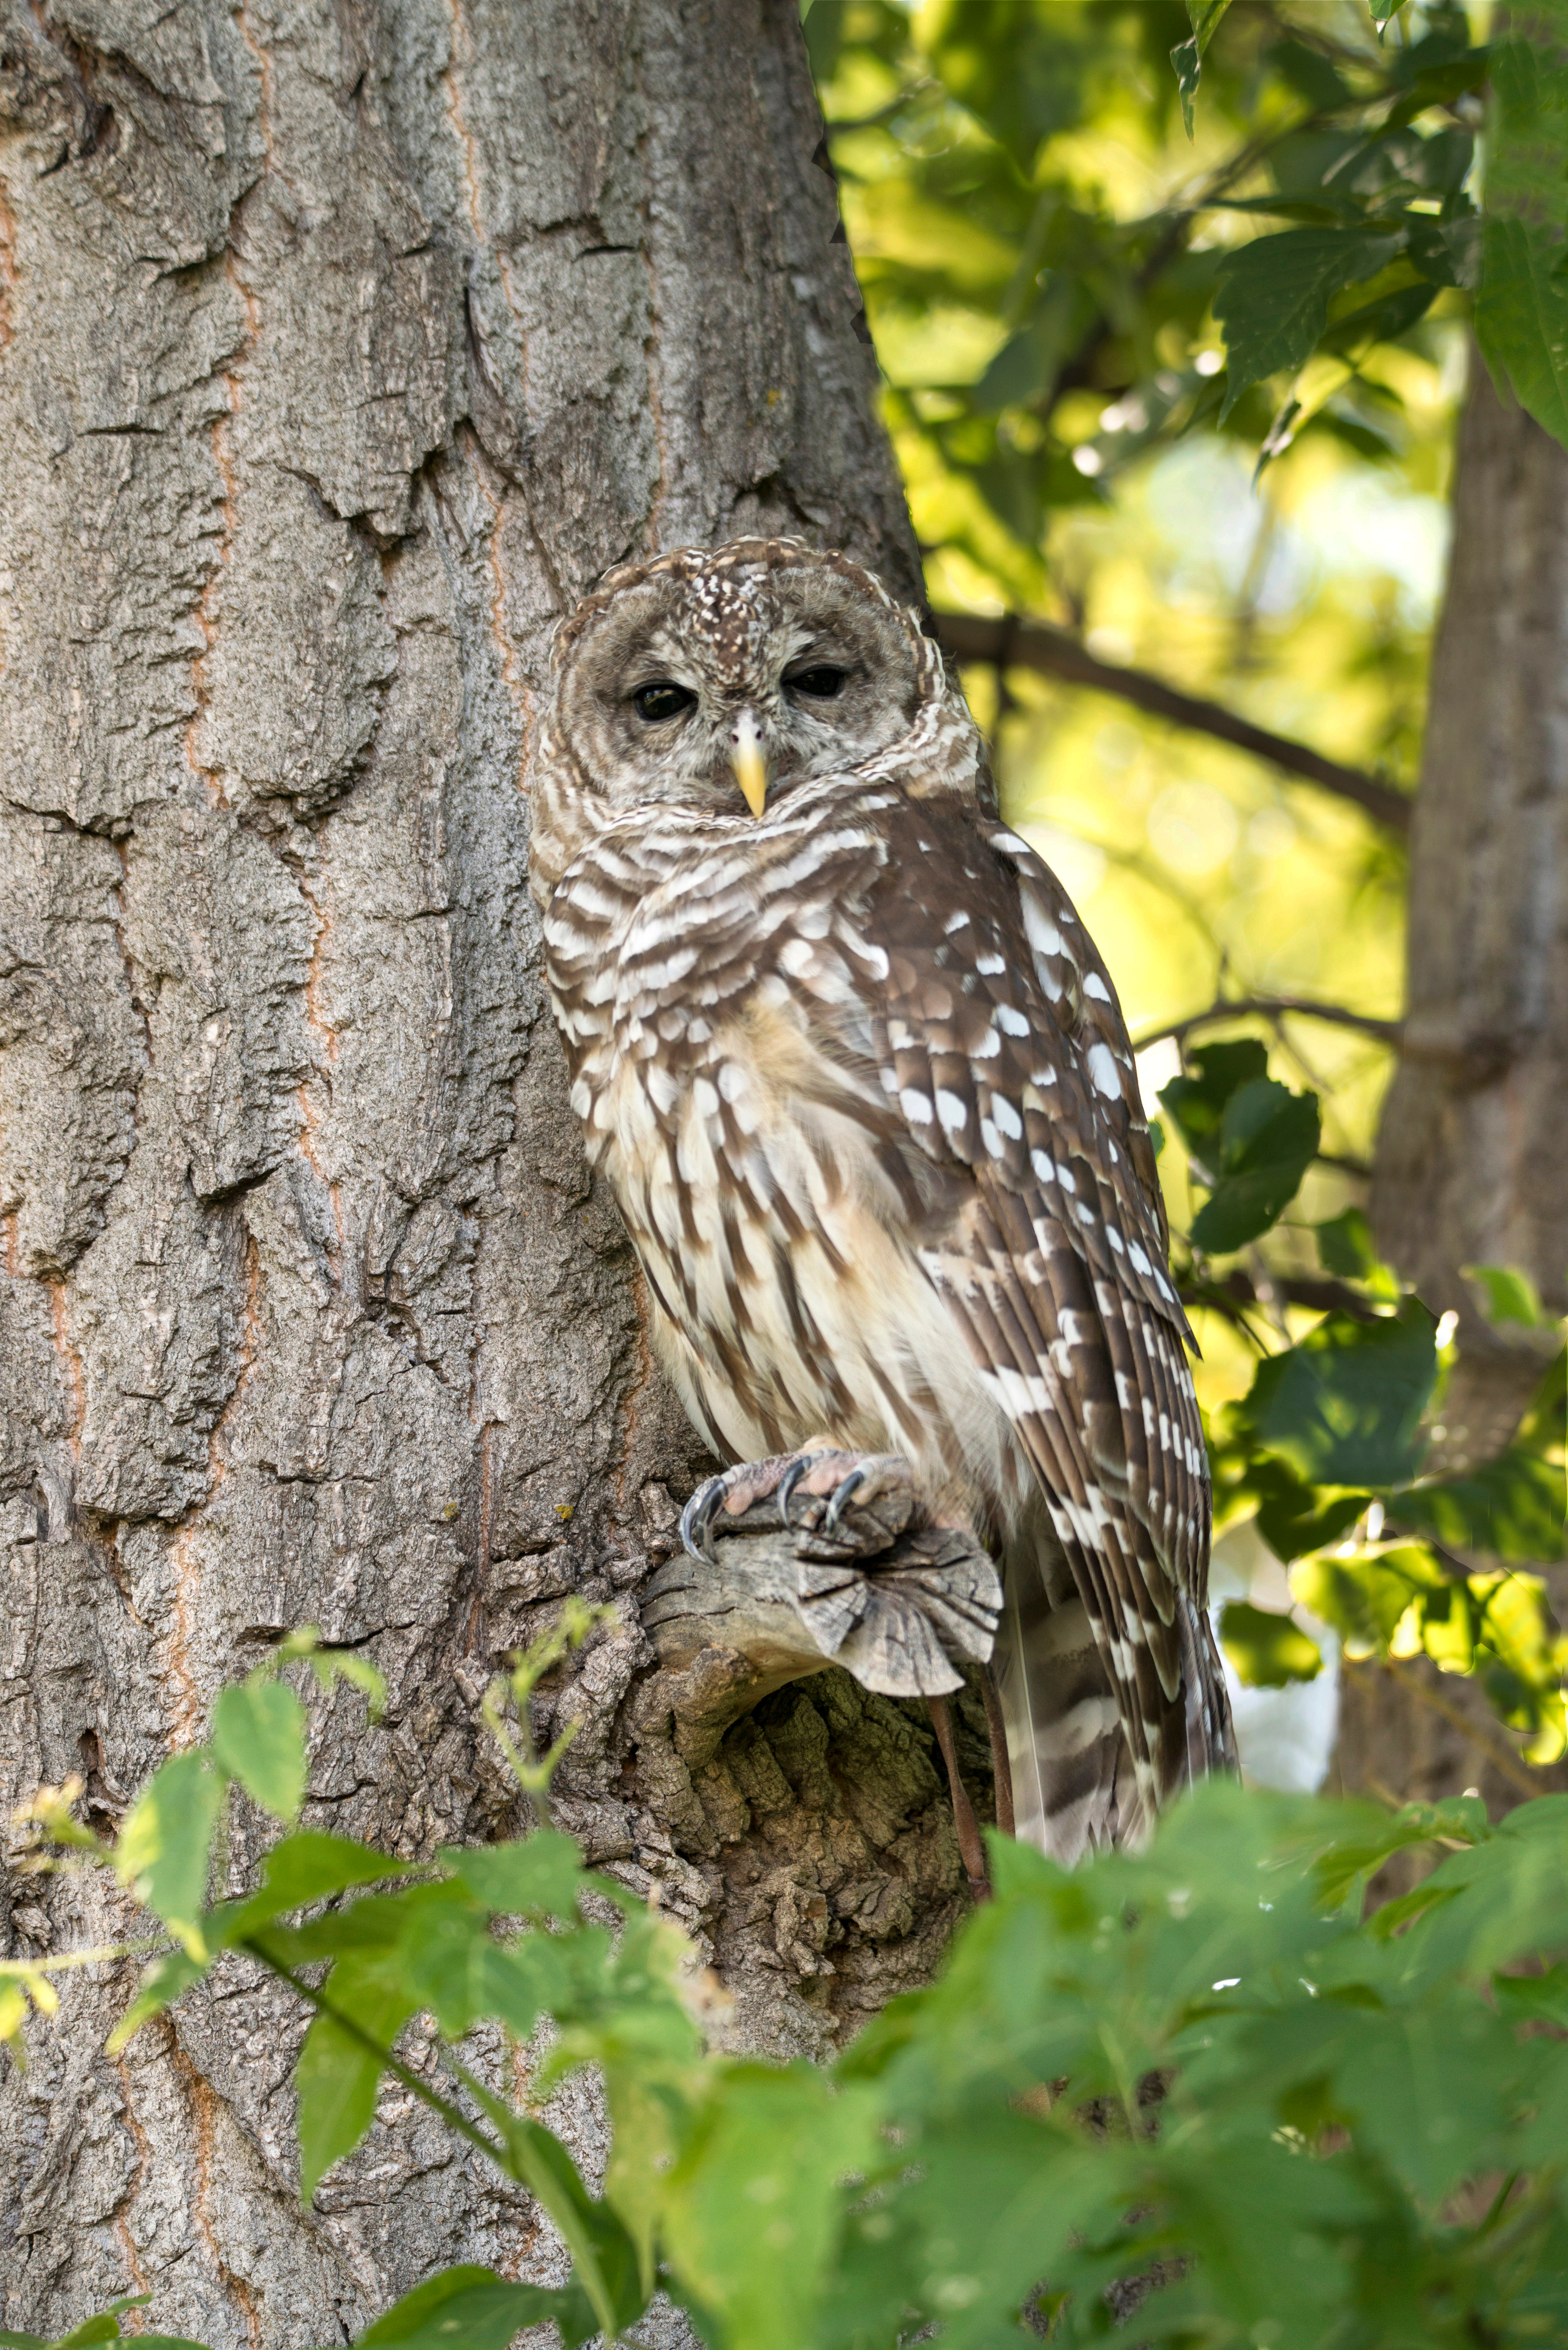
540 540 946 823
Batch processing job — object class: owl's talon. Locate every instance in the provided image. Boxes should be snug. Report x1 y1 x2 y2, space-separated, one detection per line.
776 1455 810 1528
822 1467 865 1534
678 1472 729 1566
677 1447 917 1566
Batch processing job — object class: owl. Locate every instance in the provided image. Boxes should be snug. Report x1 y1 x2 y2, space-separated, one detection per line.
529 539 1235 1866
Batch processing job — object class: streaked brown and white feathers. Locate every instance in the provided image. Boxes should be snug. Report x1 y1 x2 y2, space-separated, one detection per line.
529 538 1234 1860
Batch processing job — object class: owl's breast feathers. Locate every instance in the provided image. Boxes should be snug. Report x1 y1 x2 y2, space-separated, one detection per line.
542 769 1223 1814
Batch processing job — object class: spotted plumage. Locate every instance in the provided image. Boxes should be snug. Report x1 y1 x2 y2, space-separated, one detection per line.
530 539 1235 1860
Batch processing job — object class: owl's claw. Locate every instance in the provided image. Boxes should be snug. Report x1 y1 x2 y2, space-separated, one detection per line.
822 1467 865 1534
679 1448 916 1566
775 1454 810 1529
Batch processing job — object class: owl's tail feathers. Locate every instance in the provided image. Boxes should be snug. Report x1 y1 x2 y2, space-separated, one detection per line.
1180 1591 1240 1783
995 1577 1133 1867
995 1572 1238 1868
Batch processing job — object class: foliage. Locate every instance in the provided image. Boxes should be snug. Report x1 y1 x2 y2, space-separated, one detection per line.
1167 1040 1568 1756
804 0 1568 1762
810 0 1568 559
10 1643 1568 2347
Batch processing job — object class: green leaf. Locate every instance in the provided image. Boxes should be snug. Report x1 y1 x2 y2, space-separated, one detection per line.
1477 34 1568 451
1239 1300 1438 1488
357 2265 596 2350
1391 1446 1566 1562
1495 1960 1568 2029
475 2102 647 2343
1216 226 1404 419
44 2308 204 2350
307 1647 389 1720
296 1952 418 2199
1187 1077 1321 1252
602 2061 684 2301
1383 1793 1568 1980
1171 39 1201 140
1171 0 1236 137
1159 1038 1268 1156
1308 1794 1490 1910
661 2068 878 2350
1291 1546 1444 1657
396 1904 609 2043
107 1947 210 2054
1185 0 1235 45
1465 1262 1558 1331
211 1680 307 1823
103 2340 211 2350
441 1831 585 1922
214 1830 419 1944
1249 1458 1370 1564
115 1752 223 1957
1218 1601 1323 1688
1315 1207 1382 1283
0 2314 163 2350
1479 217 1568 441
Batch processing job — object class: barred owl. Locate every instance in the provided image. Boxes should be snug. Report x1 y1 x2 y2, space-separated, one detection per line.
530 539 1234 1864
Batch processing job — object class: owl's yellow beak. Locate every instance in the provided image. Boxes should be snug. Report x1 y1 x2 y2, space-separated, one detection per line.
729 709 769 818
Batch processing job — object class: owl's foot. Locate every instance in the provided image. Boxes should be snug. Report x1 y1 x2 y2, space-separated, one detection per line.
679 1447 916 1568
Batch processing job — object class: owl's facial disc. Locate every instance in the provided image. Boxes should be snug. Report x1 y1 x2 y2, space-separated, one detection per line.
560 555 924 817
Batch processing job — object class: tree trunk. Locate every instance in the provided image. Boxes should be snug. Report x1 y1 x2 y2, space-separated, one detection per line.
1347 358 1568 1812
0 6 973 2339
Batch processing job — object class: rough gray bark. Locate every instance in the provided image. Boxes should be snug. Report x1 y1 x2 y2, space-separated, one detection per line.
0 5 983 2340
1350 360 1568 1812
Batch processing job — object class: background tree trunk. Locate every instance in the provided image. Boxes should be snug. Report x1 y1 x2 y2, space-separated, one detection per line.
0 5 981 2339
1346 359 1568 1816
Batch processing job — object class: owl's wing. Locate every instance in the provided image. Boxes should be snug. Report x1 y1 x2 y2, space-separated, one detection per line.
812 794 1230 1818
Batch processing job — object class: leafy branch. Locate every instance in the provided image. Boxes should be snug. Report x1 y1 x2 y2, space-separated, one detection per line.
11 1657 1568 2350
933 610 1412 830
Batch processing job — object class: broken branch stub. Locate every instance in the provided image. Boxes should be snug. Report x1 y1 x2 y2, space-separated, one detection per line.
641 1524 1002 1707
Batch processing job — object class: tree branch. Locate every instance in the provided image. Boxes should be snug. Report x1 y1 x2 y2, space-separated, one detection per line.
1133 996 1403 1051
1342 1658 1545 1804
1181 1268 1383 1326
931 611 1412 835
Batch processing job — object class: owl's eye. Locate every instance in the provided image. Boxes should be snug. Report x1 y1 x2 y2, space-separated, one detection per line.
785 664 847 700
631 679 696 723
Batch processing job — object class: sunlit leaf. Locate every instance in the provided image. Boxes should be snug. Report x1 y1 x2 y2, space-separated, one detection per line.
1239 1301 1438 1488
1392 1448 1566 1563
1171 0 1236 137
1291 1545 1443 1656
211 1680 307 1823
662 2066 879 2350
1465 1262 1558 1332
307 1648 389 1721
115 1753 222 1957
1218 1600 1323 1688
